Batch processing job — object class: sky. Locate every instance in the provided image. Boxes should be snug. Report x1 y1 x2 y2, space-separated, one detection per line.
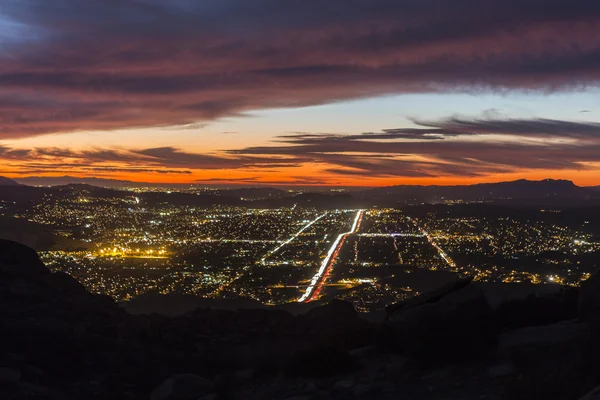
2 0 600 186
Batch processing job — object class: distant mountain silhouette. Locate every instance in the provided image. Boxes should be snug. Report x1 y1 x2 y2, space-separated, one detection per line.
1 178 598 208
363 179 594 206
13 175 143 188
0 176 20 186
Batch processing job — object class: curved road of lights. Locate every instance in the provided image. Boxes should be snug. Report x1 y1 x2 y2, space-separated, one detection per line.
298 209 364 303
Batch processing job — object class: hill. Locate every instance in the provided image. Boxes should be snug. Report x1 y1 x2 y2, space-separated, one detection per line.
363 179 594 206
0 216 89 251
0 176 20 186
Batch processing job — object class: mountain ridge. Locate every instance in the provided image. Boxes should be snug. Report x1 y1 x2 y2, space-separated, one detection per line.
1 177 598 208
0 176 20 186
7 175 591 189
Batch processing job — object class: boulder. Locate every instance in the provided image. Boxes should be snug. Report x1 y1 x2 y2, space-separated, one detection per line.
303 299 373 350
385 277 473 317
0 239 49 275
150 374 214 400
580 385 600 400
0 367 21 383
501 321 590 362
494 286 579 329
334 380 355 390
304 299 358 325
50 271 90 296
501 321 594 399
385 282 497 361
284 343 355 378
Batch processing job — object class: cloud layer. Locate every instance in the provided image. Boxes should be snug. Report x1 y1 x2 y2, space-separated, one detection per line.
3 0 600 138
3 117 600 180
228 117 600 177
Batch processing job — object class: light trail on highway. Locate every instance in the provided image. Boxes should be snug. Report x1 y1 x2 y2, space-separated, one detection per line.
298 209 364 302
261 212 328 264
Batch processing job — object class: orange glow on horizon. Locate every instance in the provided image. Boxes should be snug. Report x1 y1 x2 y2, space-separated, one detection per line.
4 166 599 187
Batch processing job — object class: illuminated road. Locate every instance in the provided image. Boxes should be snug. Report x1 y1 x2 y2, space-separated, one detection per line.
298 209 364 302
261 212 328 264
358 233 425 237
407 217 457 268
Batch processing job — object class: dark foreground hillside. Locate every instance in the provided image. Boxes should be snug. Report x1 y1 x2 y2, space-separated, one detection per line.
2 239 600 399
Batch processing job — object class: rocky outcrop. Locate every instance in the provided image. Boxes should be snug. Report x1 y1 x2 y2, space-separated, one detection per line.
0 239 49 275
2 238 600 400
580 385 600 400
501 321 595 399
385 276 473 317
0 239 206 399
151 374 214 400
384 279 497 361
494 286 579 329
0 240 374 398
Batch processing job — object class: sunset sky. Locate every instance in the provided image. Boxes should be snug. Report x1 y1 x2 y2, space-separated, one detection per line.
2 0 600 186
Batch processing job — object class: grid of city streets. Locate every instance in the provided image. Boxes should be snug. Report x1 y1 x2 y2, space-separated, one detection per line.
28 201 599 312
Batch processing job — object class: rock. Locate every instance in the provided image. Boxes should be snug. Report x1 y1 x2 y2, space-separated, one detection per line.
50 271 90 295
385 277 473 318
376 381 396 393
13 382 51 397
501 321 593 399
348 345 376 358
150 374 214 400
501 321 590 354
22 364 45 382
234 369 255 381
580 272 600 322
333 380 355 390
0 239 49 275
0 367 21 383
487 363 514 378
304 381 318 392
580 384 600 399
385 283 497 361
353 384 370 396
303 299 374 350
494 286 578 329
284 344 354 378
197 394 218 400
304 299 357 323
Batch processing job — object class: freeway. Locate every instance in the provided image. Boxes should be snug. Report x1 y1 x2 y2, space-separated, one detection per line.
298 209 364 303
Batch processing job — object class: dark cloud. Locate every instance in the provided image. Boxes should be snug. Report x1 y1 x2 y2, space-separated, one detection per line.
411 117 600 140
227 117 600 177
3 166 193 175
3 0 600 137
0 145 302 172
82 167 192 174
3 116 600 178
